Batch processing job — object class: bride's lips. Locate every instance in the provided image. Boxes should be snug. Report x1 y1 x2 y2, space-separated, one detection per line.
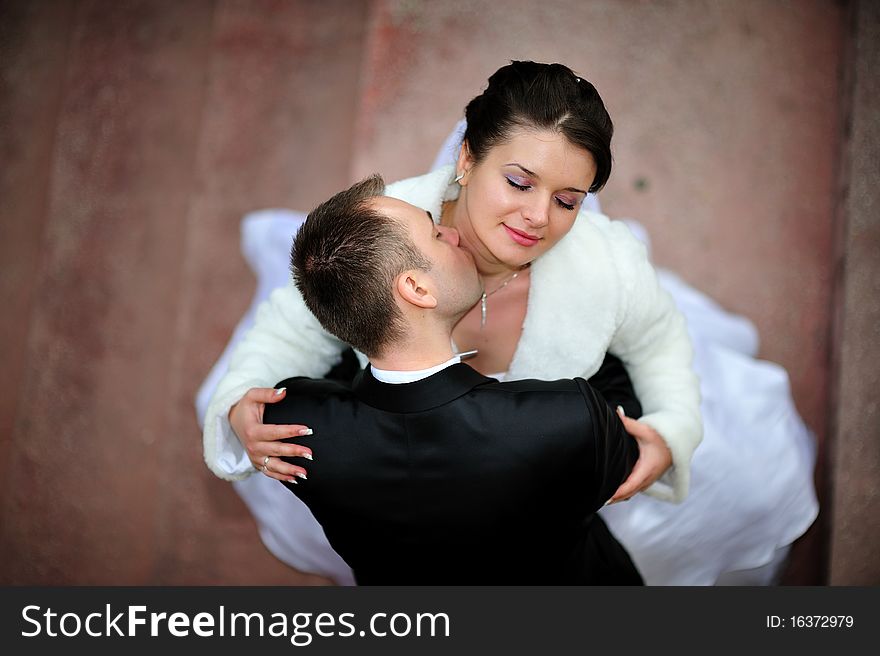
503 224 541 247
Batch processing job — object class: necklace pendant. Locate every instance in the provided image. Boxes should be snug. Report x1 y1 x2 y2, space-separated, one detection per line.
480 292 487 328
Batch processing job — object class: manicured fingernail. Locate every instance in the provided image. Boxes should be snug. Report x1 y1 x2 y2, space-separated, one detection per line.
298 428 313 436
288 478 298 485
301 453 313 461
295 472 307 480
616 405 625 417
604 498 613 506
275 387 286 396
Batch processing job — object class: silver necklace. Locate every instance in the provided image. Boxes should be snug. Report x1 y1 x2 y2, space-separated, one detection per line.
480 271 519 328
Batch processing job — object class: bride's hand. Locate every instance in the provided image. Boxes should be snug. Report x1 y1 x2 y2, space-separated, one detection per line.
607 408 672 504
229 387 314 482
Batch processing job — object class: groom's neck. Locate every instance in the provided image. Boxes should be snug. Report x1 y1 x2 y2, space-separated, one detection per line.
368 323 455 372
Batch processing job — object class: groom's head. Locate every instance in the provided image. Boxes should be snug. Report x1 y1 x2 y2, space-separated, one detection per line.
292 175 481 357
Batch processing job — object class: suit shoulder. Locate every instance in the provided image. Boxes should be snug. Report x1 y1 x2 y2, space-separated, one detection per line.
473 378 598 450
477 377 583 396
274 376 353 399
477 377 604 424
265 377 354 427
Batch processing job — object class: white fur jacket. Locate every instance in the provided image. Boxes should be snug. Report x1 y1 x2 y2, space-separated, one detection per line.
203 165 702 502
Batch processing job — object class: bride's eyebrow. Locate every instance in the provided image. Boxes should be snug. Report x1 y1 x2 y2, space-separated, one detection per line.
505 162 537 177
504 162 588 195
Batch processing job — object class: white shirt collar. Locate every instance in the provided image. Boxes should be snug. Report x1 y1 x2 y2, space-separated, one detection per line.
370 355 462 384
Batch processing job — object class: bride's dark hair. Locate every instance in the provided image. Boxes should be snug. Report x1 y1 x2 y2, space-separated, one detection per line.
463 61 613 193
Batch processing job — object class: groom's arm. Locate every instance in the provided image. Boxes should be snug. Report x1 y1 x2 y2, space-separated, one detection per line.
574 378 641 511
586 353 642 420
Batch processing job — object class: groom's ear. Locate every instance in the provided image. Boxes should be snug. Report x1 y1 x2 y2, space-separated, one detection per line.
396 271 438 310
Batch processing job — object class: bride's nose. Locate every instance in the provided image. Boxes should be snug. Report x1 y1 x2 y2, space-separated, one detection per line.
439 225 460 246
522 197 550 228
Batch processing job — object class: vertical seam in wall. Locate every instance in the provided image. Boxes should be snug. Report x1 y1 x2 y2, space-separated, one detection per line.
822 0 860 585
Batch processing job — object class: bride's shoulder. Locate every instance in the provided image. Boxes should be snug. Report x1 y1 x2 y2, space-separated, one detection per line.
575 210 649 261
559 209 641 256
536 210 651 293
384 165 454 214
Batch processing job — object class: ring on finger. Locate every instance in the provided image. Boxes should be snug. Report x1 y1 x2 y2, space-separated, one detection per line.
263 455 270 467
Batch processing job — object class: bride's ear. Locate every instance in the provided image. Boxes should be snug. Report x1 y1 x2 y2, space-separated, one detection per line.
455 140 475 186
396 271 438 309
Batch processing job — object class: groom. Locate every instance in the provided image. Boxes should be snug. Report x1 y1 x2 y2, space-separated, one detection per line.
265 175 642 584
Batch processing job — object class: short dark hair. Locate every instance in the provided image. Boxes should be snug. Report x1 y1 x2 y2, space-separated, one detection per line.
464 61 613 193
291 175 431 357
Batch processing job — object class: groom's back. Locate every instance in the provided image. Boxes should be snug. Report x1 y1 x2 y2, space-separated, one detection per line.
268 366 638 584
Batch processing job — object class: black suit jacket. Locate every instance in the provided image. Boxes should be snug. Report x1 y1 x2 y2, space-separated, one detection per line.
266 359 642 585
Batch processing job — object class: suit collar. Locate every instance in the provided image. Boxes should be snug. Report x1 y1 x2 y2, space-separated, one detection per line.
353 363 494 413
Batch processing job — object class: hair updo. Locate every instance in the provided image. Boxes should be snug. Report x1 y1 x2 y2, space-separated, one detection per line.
463 61 613 193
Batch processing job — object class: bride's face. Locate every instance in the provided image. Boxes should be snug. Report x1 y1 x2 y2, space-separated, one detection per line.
454 128 597 270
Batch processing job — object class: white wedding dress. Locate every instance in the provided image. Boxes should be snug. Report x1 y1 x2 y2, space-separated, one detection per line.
196 122 818 585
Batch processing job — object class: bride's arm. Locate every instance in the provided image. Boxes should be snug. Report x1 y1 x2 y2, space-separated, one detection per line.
606 222 703 503
203 281 346 480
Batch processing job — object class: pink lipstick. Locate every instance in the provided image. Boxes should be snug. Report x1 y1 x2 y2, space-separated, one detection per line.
503 224 540 247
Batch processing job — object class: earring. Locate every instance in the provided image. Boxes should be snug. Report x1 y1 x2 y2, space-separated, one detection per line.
454 172 464 183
